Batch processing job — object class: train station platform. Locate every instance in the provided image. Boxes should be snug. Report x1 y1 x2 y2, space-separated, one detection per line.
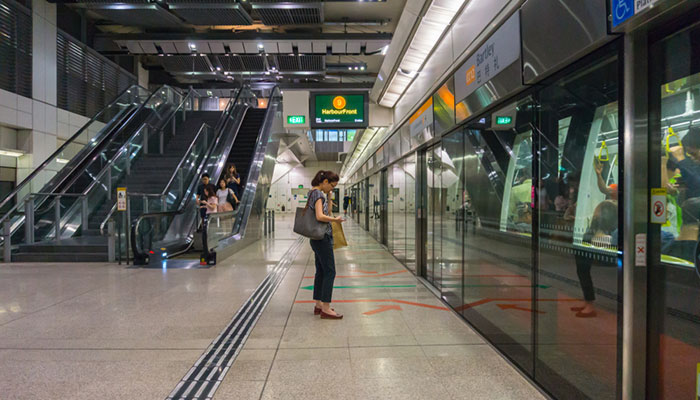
0 216 544 399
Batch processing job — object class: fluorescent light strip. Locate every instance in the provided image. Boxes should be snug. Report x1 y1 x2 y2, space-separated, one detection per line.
379 0 465 108
0 149 24 158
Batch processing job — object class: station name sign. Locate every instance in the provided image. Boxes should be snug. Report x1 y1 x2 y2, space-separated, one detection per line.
454 12 521 105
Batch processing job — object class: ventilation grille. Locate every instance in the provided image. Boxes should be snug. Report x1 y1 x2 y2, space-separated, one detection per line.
169 4 253 25
252 4 323 25
159 55 212 73
88 4 183 28
57 31 136 118
0 0 32 98
273 55 324 71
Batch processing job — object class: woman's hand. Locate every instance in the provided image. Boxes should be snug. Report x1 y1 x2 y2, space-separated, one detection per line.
334 216 346 223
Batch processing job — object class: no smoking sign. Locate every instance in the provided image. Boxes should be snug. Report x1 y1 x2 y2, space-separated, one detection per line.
650 188 667 224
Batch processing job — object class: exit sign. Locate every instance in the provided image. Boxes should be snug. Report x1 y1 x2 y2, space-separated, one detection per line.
287 115 305 124
496 116 512 125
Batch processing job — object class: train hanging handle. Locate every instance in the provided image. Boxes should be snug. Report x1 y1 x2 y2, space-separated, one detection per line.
598 141 610 162
665 127 681 157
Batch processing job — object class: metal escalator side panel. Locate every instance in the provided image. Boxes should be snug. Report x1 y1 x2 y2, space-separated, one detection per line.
215 88 282 257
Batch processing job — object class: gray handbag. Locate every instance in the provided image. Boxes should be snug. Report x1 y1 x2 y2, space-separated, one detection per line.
293 190 327 240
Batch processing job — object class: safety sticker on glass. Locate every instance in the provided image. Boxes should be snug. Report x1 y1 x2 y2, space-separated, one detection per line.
650 188 667 224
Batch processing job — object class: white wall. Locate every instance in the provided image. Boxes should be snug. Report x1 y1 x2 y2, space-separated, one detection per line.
0 0 109 194
268 161 347 213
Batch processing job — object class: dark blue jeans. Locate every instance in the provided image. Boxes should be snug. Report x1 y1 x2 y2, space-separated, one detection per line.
310 233 336 303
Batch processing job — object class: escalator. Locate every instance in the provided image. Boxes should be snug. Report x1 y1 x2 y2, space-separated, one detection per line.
0 85 209 262
132 87 282 266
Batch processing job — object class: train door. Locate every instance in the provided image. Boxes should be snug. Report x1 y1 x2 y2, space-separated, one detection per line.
648 17 700 400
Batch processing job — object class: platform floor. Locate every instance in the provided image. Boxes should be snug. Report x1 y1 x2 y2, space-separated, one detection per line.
0 216 545 399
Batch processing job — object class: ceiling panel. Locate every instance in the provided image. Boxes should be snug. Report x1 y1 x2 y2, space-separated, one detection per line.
252 3 323 25
346 41 361 54
126 42 144 54
169 3 253 26
277 41 293 54
243 42 261 54
139 41 157 53
296 41 313 54
209 42 225 54
86 4 184 28
331 41 345 54
159 55 212 72
228 42 245 54
159 42 177 54
312 41 326 54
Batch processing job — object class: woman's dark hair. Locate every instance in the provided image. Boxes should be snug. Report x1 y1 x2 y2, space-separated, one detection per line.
682 197 700 224
204 184 217 198
681 126 700 150
228 164 237 172
590 200 618 235
218 178 227 188
311 170 339 186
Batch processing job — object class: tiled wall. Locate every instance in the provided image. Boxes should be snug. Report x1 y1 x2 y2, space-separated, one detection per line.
0 0 105 194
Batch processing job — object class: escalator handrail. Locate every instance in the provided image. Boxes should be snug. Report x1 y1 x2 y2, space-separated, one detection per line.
129 91 251 256
0 84 147 220
99 121 213 235
74 87 192 198
46 87 192 239
229 86 281 238
0 84 183 229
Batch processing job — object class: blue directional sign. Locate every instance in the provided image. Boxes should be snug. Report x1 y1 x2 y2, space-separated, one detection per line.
611 0 634 27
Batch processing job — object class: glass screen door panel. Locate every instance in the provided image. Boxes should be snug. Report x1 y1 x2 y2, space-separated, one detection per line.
461 99 534 374
535 50 621 400
649 20 700 400
441 131 465 309
404 153 418 272
426 144 441 286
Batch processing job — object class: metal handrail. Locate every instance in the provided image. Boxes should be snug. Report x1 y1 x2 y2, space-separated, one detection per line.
230 86 281 237
0 84 146 218
98 122 210 235
99 90 241 236
130 92 250 258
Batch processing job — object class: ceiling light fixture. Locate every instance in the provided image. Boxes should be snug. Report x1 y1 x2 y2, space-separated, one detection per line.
0 149 25 158
189 43 196 50
257 43 264 49
378 0 465 108
55 158 69 164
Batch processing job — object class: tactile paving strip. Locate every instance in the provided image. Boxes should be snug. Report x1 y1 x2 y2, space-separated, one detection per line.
166 237 305 400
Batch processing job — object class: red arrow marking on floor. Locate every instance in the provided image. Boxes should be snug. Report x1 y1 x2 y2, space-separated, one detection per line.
363 305 402 315
295 299 449 311
455 298 579 311
304 270 409 279
497 304 545 314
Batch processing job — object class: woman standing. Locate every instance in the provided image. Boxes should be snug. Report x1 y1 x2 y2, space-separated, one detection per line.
216 178 239 212
308 170 345 319
225 164 242 199
200 185 219 254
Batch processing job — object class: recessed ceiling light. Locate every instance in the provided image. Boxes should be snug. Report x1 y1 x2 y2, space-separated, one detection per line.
354 66 359 70
360 66 365 71
257 43 264 49
348 67 352 70
189 43 196 50
216 67 221 71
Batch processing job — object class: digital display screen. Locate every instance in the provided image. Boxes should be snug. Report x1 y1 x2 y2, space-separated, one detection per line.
310 93 368 128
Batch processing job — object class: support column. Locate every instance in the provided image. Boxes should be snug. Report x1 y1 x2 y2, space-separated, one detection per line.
622 30 649 400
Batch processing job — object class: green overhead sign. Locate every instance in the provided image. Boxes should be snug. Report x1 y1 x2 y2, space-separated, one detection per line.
287 115 305 124
495 116 513 125
311 93 368 128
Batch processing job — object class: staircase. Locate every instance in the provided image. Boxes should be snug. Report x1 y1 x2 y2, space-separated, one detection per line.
12 111 222 262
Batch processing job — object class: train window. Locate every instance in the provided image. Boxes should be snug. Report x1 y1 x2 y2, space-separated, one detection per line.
659 70 700 266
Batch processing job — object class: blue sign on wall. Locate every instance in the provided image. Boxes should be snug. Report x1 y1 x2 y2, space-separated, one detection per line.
611 0 635 27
